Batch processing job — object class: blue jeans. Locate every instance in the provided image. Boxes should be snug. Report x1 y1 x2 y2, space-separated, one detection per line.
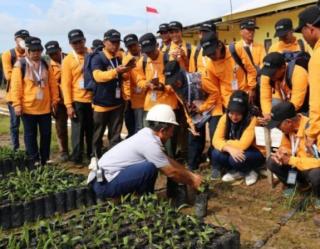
93 161 158 199
211 147 265 173
22 113 52 165
7 103 20 151
134 108 144 133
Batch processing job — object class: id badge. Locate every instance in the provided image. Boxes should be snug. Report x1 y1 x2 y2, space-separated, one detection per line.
79 80 85 89
231 79 239 90
36 88 44 100
287 170 298 185
151 91 157 102
115 87 121 99
135 87 142 94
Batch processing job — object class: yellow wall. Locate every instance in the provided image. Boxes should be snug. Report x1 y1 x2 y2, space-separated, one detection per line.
183 5 309 48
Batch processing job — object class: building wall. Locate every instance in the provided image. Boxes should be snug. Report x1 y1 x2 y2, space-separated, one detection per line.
183 5 309 49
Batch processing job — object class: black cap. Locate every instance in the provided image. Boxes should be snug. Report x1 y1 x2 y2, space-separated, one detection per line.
91 39 104 50
274 18 293 37
200 32 219 56
227 90 249 113
14 29 29 39
104 29 121 42
200 22 217 33
240 19 259 30
295 6 320 33
124 34 138 47
139 33 157 53
45 41 61 54
164 61 181 86
25 36 43 51
261 52 285 77
157 23 169 33
168 21 183 31
267 102 296 129
68 29 85 43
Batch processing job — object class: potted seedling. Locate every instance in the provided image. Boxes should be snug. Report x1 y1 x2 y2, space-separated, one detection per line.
195 173 211 219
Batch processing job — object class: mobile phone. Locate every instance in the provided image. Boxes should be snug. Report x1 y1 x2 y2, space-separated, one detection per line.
124 57 136 67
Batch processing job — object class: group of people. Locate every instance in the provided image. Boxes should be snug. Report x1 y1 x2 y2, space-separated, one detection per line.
2 4 320 205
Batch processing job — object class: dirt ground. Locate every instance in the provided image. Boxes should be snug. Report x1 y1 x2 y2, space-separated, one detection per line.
1 89 320 248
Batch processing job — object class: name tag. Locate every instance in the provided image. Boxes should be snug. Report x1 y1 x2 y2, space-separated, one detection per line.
231 79 239 90
151 91 157 102
115 87 121 99
79 80 85 89
287 170 297 185
36 88 44 100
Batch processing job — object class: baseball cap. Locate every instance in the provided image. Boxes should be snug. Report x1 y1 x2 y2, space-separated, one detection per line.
14 29 30 39
157 23 169 33
45 41 61 54
68 29 85 43
164 61 182 86
261 52 285 77
267 102 296 129
227 90 249 114
200 32 219 56
104 29 121 42
240 19 259 30
274 18 293 37
168 21 183 31
199 22 217 33
124 34 138 47
295 6 320 33
139 33 157 53
25 36 43 51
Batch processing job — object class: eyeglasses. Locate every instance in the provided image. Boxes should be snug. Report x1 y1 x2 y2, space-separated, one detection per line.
160 31 169 35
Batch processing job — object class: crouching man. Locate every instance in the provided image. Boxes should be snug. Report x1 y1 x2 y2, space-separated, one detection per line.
87 104 202 198
266 102 320 207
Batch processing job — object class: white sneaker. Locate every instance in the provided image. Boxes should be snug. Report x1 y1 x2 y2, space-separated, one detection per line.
222 171 243 182
88 157 98 170
245 170 258 186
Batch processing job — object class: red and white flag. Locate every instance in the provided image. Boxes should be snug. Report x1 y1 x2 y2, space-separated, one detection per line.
146 6 159 14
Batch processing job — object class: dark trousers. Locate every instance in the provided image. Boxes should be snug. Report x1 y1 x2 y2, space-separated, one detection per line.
93 161 158 199
188 125 206 170
71 102 93 163
22 113 51 165
133 108 144 133
92 105 124 158
211 147 265 173
7 103 20 151
266 158 320 197
176 107 188 160
124 101 135 138
54 103 69 155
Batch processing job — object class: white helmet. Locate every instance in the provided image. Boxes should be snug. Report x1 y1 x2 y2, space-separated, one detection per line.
146 104 179 126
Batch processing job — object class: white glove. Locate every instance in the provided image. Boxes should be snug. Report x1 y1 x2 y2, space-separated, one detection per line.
88 157 98 170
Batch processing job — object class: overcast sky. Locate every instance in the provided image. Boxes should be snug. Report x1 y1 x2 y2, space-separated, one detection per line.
0 0 264 52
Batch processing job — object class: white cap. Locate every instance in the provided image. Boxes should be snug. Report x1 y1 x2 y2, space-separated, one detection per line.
146 104 179 126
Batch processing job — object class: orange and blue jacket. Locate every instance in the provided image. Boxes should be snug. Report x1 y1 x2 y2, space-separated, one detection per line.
11 59 60 115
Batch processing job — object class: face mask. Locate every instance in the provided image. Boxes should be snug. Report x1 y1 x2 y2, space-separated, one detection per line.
19 40 26 49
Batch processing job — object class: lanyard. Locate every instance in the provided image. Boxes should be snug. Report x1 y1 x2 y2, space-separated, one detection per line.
72 50 81 65
290 135 300 156
202 53 207 68
25 57 42 85
109 57 119 69
149 62 158 79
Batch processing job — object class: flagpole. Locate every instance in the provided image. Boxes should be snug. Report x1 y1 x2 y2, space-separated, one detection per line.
145 0 148 32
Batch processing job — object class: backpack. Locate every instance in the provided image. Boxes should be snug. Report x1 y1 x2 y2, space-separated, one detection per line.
83 51 108 91
284 51 310 113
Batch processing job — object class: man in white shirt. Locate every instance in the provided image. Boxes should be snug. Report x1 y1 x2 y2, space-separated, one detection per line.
87 104 202 198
